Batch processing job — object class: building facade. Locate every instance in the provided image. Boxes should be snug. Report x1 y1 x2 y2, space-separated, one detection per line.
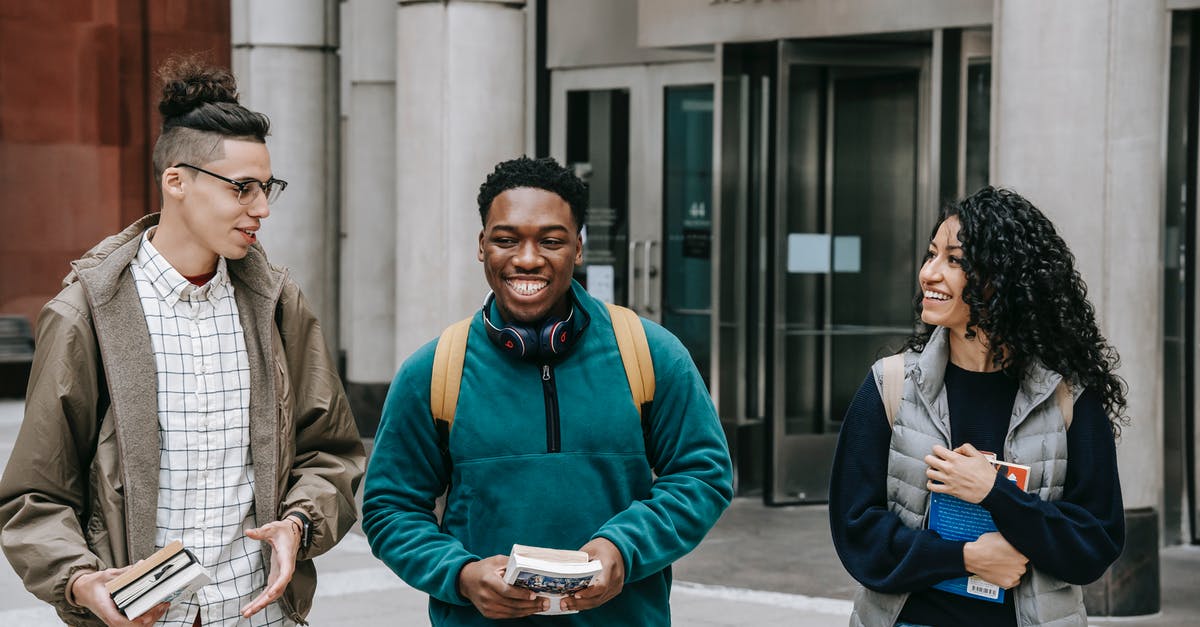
335 0 1198 615
0 1 231 324
2 0 1197 616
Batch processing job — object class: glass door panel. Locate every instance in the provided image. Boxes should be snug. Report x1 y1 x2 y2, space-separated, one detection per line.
962 59 991 196
771 45 926 504
566 89 630 306
663 85 715 383
827 68 920 424
1164 12 1197 545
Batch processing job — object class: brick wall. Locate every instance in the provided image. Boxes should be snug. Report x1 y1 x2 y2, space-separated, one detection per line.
0 1 230 323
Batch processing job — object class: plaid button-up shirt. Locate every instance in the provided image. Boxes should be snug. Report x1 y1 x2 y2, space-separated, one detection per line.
130 230 289 626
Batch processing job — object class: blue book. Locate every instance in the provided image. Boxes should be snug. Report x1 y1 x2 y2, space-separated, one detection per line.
927 458 1030 603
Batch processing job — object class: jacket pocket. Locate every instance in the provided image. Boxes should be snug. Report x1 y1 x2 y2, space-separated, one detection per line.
85 407 124 567
273 341 294 479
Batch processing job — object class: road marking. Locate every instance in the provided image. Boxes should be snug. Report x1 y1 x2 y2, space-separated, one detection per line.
0 605 60 626
312 566 411 599
672 581 853 616
0 568 415 626
330 530 374 555
308 565 859 617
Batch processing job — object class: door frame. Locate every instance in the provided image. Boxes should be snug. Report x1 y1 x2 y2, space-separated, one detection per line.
550 61 718 362
767 39 938 504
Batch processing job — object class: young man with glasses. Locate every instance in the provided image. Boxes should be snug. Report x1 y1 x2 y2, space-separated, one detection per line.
0 58 364 627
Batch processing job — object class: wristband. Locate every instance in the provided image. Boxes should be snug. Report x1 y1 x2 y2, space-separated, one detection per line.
286 511 313 551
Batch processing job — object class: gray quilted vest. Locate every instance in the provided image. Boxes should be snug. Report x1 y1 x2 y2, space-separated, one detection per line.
848 327 1087 627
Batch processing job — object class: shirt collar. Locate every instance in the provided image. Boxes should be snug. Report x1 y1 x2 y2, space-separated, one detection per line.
133 228 230 307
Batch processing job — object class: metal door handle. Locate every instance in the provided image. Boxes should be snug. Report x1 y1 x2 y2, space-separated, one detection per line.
644 240 658 314
628 239 642 311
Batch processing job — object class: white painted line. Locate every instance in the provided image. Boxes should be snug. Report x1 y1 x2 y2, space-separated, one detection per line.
312 566 412 599
331 531 375 555
310 565 857 619
0 567 413 626
672 581 853 617
0 604 62 626
0 562 856 622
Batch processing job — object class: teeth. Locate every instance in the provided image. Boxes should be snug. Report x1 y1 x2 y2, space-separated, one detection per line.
508 279 547 296
924 290 950 301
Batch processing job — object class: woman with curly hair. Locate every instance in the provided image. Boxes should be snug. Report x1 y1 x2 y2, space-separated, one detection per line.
828 186 1126 627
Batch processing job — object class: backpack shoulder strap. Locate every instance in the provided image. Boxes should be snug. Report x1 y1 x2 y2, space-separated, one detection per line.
606 303 655 412
431 316 472 432
1055 380 1074 431
880 353 905 428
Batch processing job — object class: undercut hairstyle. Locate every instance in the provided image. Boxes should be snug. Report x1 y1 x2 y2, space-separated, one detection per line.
476 156 589 231
903 186 1129 436
150 56 271 184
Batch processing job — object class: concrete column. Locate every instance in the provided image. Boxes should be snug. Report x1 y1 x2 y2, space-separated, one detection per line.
992 0 1167 615
340 0 398 434
231 0 341 351
394 0 527 362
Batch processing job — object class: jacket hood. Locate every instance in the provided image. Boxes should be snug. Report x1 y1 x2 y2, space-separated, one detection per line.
63 214 161 288
66 212 285 307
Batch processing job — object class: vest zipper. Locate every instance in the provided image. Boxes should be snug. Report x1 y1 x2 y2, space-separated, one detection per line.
541 364 561 453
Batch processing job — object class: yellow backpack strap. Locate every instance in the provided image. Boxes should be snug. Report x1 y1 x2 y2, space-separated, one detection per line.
606 303 655 415
431 317 473 440
1055 380 1074 431
880 354 905 428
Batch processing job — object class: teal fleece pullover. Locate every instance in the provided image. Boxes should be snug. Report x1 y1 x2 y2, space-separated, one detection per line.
362 282 733 626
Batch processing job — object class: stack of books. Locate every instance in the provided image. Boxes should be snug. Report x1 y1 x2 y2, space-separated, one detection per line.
928 455 1031 603
502 544 602 615
105 540 211 620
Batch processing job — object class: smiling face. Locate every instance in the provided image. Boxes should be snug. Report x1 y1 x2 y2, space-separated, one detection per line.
919 215 972 333
478 187 583 324
156 139 272 275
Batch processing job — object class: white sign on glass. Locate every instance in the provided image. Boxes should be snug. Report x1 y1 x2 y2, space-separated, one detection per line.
787 233 862 274
586 264 615 303
833 235 861 273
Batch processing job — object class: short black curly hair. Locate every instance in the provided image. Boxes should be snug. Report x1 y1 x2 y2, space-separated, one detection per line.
476 156 588 230
904 186 1129 436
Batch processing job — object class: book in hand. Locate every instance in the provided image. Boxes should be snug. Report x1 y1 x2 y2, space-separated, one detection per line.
927 454 1030 603
502 544 603 615
105 540 212 620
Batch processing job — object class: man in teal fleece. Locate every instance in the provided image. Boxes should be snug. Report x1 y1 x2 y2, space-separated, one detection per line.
362 156 733 625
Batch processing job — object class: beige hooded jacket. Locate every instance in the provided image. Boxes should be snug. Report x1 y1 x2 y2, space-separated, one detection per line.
0 214 365 625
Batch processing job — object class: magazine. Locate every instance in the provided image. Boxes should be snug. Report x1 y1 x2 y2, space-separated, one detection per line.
928 454 1030 603
502 544 603 615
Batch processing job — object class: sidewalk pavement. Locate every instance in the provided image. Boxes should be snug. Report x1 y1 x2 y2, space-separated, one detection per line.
2 399 1198 625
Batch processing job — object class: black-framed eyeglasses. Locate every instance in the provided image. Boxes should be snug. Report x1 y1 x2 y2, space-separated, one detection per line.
173 163 288 205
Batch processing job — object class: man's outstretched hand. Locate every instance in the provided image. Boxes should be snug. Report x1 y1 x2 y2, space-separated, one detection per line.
241 518 300 617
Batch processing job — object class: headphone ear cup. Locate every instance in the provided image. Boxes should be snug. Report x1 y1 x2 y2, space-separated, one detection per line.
542 319 572 355
498 326 530 358
504 324 532 353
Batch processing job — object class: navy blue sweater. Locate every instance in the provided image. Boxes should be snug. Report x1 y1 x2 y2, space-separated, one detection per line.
829 362 1124 626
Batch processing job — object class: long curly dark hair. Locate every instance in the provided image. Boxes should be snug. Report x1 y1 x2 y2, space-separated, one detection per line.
903 186 1129 436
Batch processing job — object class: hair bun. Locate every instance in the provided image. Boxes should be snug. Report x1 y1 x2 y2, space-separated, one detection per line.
157 56 240 119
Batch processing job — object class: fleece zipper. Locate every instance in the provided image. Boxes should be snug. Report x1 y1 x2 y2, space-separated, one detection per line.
541 364 561 453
